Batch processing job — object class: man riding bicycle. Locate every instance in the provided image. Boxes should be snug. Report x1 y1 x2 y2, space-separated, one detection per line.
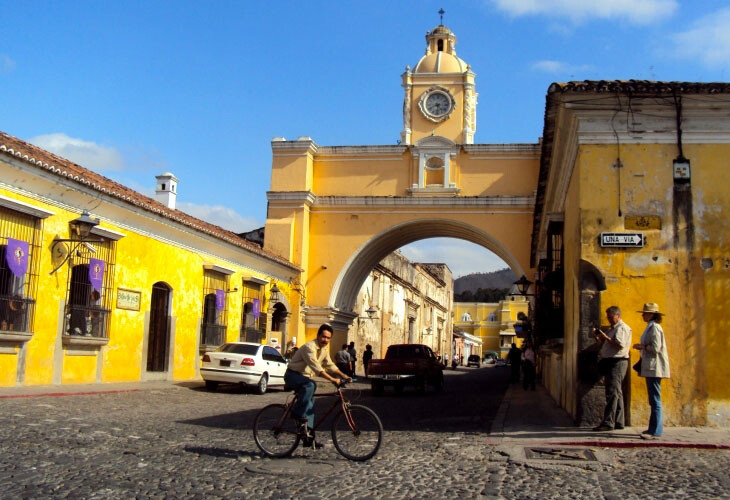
284 323 352 448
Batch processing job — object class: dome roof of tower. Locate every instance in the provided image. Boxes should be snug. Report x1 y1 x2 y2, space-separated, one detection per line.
414 52 468 73
413 24 468 74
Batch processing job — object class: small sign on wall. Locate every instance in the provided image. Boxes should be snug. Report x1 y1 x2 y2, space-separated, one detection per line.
625 215 661 230
599 232 645 248
117 288 141 311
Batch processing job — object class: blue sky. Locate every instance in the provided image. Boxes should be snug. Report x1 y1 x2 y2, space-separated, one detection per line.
3 0 730 277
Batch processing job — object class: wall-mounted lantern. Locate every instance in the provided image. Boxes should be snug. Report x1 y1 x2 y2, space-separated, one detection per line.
269 283 281 303
50 210 103 275
513 275 534 296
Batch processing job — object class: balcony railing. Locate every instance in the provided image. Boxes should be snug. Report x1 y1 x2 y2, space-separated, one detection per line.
64 304 110 338
201 323 226 347
0 295 35 333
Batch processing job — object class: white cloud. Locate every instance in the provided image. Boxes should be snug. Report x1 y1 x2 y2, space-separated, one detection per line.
672 7 730 68
28 133 125 172
398 238 509 278
491 0 677 24
0 54 15 73
531 60 594 74
176 201 260 233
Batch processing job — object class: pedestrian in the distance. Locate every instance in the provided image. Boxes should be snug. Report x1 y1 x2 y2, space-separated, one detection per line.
347 341 357 381
633 302 670 439
521 339 536 390
334 344 351 376
362 344 374 378
508 343 522 383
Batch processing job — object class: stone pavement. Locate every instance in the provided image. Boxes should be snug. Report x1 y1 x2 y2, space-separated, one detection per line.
489 383 730 450
1 368 729 499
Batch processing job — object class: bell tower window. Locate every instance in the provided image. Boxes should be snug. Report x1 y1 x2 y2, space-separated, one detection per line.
437 39 444 51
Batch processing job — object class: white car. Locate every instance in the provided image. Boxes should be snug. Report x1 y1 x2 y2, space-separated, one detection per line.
201 342 287 394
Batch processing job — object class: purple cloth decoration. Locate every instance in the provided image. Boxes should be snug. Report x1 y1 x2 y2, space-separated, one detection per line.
252 298 260 319
88 258 105 292
215 289 225 311
5 238 29 278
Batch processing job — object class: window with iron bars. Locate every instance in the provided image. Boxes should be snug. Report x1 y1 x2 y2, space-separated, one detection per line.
63 236 115 338
0 206 42 334
201 270 228 347
241 280 266 343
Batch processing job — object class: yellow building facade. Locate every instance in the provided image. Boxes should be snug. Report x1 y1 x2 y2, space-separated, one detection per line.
533 81 730 427
454 296 529 358
263 25 539 349
0 132 299 387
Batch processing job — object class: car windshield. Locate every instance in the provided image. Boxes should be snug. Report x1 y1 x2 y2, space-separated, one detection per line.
217 343 259 355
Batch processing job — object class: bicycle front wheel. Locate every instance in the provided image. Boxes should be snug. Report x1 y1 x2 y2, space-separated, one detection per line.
331 404 383 461
253 404 300 458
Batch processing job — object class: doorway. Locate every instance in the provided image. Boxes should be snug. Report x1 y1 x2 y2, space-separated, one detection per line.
147 282 171 372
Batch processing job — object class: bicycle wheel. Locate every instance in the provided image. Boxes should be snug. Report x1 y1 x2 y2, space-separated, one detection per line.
253 404 300 458
331 404 383 461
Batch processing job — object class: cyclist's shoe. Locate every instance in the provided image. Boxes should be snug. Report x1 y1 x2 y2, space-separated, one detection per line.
302 430 326 450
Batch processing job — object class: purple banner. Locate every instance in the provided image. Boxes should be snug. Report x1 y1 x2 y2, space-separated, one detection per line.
88 258 105 292
215 289 225 311
5 238 29 278
252 298 260 319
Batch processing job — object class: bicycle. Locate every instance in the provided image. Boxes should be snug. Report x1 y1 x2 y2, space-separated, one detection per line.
253 381 383 461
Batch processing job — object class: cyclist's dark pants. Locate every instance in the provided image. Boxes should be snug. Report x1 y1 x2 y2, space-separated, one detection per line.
284 369 316 428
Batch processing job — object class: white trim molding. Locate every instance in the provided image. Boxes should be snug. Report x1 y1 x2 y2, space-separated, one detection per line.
203 263 236 275
0 194 55 218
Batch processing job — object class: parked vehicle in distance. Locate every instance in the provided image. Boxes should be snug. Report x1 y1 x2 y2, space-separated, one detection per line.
467 354 481 368
201 342 287 394
368 344 444 395
483 351 499 364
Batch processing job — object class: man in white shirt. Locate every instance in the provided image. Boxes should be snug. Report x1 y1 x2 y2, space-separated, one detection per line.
593 306 632 431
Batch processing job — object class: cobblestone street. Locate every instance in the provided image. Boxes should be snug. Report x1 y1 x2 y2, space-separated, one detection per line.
2 367 729 499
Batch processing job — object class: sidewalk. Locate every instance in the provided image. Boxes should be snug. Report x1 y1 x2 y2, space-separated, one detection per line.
488 383 730 449
0 380 192 399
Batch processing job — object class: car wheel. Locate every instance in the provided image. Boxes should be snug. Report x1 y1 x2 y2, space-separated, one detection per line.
204 380 218 391
255 374 268 395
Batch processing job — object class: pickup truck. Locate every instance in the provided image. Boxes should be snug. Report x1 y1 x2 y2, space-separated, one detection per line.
368 344 444 395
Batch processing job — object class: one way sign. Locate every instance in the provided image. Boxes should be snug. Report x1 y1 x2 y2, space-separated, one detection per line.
600 232 645 248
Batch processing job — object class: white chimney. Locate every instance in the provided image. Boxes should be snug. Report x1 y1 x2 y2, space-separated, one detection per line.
155 172 178 209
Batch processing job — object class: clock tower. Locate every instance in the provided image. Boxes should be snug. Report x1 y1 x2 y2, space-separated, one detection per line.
401 24 477 145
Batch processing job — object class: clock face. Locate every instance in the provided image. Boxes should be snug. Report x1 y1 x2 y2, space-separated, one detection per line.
418 87 455 123
425 92 451 116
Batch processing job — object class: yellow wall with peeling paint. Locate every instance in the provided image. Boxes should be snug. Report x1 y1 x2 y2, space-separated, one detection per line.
571 143 730 426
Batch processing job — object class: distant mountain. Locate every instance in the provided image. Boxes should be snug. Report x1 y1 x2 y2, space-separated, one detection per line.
454 268 517 294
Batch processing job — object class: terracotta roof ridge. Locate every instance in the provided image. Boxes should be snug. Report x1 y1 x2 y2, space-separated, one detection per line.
0 131 300 272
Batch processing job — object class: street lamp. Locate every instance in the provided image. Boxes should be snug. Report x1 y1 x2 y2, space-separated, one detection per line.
365 305 378 319
513 275 534 296
269 283 281 303
49 210 103 275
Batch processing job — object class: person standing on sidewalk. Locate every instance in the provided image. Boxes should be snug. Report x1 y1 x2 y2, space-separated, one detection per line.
593 306 632 432
334 344 351 376
508 343 522 383
347 341 358 380
633 302 670 439
521 339 536 390
362 344 374 378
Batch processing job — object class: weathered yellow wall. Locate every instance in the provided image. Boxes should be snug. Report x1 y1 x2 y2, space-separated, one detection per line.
576 143 730 425
0 353 17 385
313 154 412 196
61 355 96 384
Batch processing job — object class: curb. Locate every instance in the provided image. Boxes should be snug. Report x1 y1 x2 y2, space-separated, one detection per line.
0 389 140 400
542 440 730 450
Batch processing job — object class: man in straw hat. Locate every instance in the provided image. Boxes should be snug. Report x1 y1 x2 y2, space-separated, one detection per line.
592 306 632 431
633 302 670 439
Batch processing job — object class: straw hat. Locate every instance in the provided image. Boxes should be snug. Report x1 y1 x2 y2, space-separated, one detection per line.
637 302 664 315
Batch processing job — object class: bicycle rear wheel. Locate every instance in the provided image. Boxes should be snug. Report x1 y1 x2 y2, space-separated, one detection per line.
253 404 300 458
331 404 383 461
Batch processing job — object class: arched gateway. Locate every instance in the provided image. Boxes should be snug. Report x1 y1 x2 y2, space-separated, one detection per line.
264 24 539 341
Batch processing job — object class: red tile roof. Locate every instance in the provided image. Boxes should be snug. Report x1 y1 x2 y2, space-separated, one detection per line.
0 131 300 272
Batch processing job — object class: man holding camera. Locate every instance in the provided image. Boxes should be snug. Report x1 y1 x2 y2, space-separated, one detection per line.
593 306 632 432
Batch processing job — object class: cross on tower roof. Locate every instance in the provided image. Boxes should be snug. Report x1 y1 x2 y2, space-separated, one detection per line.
438 8 445 24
